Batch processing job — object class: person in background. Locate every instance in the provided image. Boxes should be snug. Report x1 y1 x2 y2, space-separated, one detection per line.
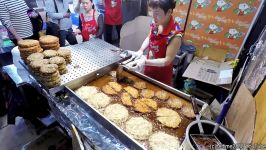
46 0 78 46
104 0 123 45
27 9 43 40
0 0 33 46
126 0 183 86
74 0 104 41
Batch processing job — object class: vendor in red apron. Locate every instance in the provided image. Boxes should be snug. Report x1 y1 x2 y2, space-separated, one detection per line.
126 0 183 86
104 0 123 44
74 0 104 41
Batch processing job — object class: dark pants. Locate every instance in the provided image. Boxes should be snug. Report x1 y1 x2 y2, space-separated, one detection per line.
104 24 122 45
59 29 78 47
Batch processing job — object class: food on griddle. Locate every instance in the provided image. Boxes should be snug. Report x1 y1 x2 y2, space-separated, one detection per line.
167 98 183 109
149 132 180 150
49 56 67 74
134 98 158 113
108 81 122 92
181 106 195 119
58 48 72 64
43 50 58 58
124 86 139 98
156 108 181 128
39 64 61 88
102 84 118 95
26 52 44 64
121 92 133 106
75 86 99 100
155 90 169 100
104 104 129 124
86 92 111 109
125 117 153 140
141 89 155 99
133 81 146 90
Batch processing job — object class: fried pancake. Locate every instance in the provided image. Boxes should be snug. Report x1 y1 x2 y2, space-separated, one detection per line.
43 50 58 58
40 64 58 74
167 98 183 109
124 86 139 98
26 53 44 63
86 92 111 109
49 56 66 65
125 117 153 140
18 39 39 48
133 81 146 90
181 106 195 119
108 81 122 92
58 48 71 57
75 86 98 100
149 132 180 150
141 89 155 99
134 98 157 113
102 84 117 95
39 35 59 44
104 104 129 124
156 108 181 128
121 92 133 106
155 90 169 100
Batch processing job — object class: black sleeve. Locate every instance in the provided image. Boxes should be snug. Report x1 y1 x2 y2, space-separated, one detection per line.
78 16 82 31
96 14 104 38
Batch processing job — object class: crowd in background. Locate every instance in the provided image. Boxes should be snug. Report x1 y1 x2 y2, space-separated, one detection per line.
0 0 123 48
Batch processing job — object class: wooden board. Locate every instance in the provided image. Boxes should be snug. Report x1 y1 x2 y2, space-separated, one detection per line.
226 83 255 143
253 80 266 145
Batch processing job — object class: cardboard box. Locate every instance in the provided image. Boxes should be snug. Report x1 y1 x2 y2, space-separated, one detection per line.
183 57 233 85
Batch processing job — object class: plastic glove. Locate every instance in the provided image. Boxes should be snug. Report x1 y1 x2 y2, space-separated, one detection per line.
122 50 143 65
125 55 146 72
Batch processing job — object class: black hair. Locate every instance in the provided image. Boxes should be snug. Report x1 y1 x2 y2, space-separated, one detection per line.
148 0 176 14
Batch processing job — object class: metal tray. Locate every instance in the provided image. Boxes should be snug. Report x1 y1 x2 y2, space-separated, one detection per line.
55 63 206 150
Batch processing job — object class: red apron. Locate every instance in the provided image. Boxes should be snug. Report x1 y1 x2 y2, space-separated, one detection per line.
80 10 98 42
144 17 182 86
104 0 123 25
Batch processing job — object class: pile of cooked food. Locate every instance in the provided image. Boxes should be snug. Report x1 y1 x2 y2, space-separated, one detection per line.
74 73 196 150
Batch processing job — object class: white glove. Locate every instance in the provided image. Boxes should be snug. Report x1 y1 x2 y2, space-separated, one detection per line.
125 55 146 72
122 50 143 65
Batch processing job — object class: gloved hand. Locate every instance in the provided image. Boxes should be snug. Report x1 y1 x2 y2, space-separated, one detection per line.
125 55 146 72
122 50 143 65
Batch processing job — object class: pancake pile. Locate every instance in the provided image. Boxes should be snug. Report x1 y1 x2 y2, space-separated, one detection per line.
39 64 61 88
29 59 50 77
58 48 72 64
39 35 60 50
49 56 67 74
17 39 43 63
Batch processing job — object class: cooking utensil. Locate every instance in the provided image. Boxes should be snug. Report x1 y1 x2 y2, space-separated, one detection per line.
191 96 204 134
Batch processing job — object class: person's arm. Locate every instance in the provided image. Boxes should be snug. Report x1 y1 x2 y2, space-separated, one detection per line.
145 36 182 67
0 2 22 41
74 0 81 13
96 14 104 38
138 32 151 53
46 0 68 20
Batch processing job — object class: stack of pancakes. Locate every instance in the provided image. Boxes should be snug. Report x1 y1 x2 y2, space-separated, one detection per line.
43 50 58 59
49 56 67 74
29 59 50 77
26 53 44 64
58 48 72 64
17 40 43 63
39 64 61 88
39 35 60 50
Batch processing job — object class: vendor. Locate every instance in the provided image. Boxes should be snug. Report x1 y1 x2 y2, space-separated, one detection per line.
126 0 183 86
74 0 104 41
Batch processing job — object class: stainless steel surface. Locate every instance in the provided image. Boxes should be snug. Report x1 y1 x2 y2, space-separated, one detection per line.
61 39 123 85
64 64 207 150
